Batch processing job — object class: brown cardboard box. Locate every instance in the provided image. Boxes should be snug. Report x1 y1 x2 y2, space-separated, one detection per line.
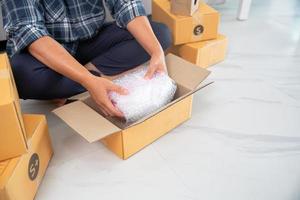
171 0 201 16
0 53 27 161
152 0 219 45
0 114 53 200
53 54 212 159
170 34 228 68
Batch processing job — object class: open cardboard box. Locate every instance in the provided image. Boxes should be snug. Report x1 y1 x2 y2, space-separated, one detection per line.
53 54 212 159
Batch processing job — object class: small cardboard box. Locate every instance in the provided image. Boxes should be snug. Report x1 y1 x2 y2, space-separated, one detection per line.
53 54 211 159
0 53 27 161
171 0 201 16
152 0 219 45
0 114 53 200
170 34 228 68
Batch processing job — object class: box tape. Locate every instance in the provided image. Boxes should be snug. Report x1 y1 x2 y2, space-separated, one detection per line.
0 69 9 78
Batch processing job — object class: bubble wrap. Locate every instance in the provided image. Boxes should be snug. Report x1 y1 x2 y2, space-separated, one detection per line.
109 66 177 123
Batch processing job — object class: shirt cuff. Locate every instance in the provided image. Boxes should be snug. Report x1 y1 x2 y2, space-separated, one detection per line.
115 0 147 28
7 23 49 56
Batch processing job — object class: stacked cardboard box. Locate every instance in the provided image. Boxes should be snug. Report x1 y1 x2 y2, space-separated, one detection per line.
152 0 228 68
0 53 53 200
0 54 27 161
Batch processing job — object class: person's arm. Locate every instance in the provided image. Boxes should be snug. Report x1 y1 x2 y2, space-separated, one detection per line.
105 0 166 79
127 16 166 79
28 37 127 117
28 36 90 87
2 0 126 117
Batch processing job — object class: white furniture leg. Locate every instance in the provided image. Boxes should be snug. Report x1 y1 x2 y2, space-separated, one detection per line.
237 0 252 20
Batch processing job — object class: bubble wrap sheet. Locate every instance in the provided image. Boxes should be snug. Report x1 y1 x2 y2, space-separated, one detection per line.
109 66 177 123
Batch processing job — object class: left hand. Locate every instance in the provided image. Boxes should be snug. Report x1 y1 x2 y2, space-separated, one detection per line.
144 50 167 79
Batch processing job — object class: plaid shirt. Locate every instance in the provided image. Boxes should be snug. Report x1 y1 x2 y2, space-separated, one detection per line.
1 0 146 57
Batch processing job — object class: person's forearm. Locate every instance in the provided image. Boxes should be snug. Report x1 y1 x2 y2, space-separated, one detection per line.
127 16 163 56
28 36 92 87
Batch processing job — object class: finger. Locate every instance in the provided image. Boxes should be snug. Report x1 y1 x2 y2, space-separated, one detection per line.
96 102 109 116
144 66 156 80
100 107 109 116
157 67 166 74
109 83 128 95
103 107 114 117
98 101 116 117
103 100 124 117
101 95 124 117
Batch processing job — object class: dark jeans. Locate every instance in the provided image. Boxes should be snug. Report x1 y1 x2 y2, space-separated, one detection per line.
10 21 172 100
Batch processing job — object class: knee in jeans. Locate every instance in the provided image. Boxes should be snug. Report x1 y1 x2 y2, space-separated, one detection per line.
152 22 172 50
10 56 26 84
10 54 46 98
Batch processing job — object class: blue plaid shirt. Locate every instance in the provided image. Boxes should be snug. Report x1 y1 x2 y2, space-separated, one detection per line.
1 0 146 57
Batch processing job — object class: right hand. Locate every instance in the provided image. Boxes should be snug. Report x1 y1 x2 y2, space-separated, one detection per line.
83 75 128 117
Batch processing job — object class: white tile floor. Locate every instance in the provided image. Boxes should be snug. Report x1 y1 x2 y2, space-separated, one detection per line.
21 0 300 199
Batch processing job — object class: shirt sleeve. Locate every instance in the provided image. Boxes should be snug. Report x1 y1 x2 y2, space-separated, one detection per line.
105 0 147 28
1 0 50 56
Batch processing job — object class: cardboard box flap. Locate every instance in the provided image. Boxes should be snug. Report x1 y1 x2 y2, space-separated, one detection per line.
0 56 12 104
0 54 19 106
165 54 210 90
22 114 46 140
0 158 19 189
0 54 8 70
0 78 13 105
53 101 121 143
0 69 9 78
128 81 213 128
